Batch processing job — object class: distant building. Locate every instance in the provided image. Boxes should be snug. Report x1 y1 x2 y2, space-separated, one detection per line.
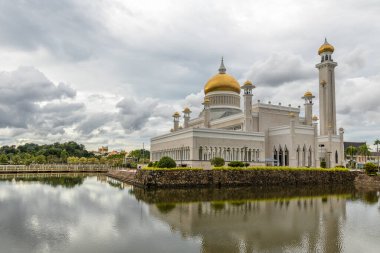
98 146 109 154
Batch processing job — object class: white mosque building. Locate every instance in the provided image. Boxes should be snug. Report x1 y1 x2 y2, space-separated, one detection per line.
150 39 345 168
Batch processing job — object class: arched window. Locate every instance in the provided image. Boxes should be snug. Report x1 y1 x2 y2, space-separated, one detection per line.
321 56 324 62
335 150 338 164
273 148 278 166
296 146 300 167
302 145 306 167
308 147 312 167
325 55 329 61
285 147 289 166
279 146 284 166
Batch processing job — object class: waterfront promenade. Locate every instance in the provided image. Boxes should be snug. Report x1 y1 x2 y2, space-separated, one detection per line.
0 164 119 173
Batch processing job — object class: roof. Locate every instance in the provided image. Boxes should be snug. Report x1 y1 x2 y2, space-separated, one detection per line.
344 141 366 149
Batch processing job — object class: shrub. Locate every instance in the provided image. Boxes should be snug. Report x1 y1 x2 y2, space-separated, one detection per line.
147 162 153 167
228 161 245 167
244 162 250 167
210 157 225 167
320 159 326 168
157 156 176 168
364 162 378 175
335 165 345 168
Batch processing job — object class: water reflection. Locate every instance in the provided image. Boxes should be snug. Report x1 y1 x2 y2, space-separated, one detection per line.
0 174 379 253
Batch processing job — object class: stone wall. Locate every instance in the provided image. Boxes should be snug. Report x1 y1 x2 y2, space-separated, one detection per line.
130 169 359 189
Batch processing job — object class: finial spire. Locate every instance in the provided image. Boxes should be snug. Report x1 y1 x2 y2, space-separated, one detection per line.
324 37 327 44
218 57 226 74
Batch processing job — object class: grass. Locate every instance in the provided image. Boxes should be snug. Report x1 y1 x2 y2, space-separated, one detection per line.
142 166 349 172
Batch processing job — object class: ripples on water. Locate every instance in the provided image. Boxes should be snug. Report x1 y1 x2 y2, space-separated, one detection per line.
0 174 379 253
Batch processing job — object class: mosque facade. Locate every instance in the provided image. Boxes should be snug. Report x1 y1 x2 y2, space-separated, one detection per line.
150 39 345 168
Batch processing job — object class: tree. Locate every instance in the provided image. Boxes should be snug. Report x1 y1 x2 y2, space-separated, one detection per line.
128 149 150 162
358 144 371 163
34 155 46 164
60 150 69 163
157 156 176 168
345 146 357 168
79 157 88 164
0 154 8 164
210 157 225 167
11 154 22 165
364 162 377 175
374 139 380 168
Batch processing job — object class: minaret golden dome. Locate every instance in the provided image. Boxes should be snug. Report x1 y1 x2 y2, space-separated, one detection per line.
304 91 313 97
204 58 241 94
318 38 334 55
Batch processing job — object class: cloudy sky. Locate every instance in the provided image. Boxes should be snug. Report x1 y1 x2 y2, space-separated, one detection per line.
0 0 379 151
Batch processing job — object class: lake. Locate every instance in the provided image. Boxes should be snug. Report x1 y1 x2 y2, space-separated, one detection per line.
0 174 379 253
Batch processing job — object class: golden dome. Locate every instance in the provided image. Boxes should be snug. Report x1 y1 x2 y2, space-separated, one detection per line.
318 38 334 55
172 112 180 117
203 97 210 103
204 58 241 94
244 80 253 85
204 73 241 94
304 91 313 97
183 107 191 113
312 115 319 121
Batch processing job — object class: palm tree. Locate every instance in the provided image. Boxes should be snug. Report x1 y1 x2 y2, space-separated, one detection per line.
345 146 357 168
374 139 380 168
358 144 371 163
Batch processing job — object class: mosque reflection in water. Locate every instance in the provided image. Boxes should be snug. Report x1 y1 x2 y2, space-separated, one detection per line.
146 193 347 253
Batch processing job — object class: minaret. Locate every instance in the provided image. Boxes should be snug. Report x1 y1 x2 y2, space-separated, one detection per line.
183 107 191 128
172 112 180 131
302 91 315 126
316 38 337 135
202 98 211 128
241 80 255 132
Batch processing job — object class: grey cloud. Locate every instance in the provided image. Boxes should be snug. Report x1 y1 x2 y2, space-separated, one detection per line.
116 97 158 132
75 113 114 135
246 53 314 87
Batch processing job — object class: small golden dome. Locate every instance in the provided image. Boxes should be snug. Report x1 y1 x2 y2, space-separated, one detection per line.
318 38 334 55
312 115 319 121
244 80 253 85
203 98 210 103
183 107 191 113
304 91 313 97
172 112 180 117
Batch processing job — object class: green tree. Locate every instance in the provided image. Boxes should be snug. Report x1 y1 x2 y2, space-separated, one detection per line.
128 149 150 162
11 154 22 165
345 146 357 168
157 156 176 168
60 150 69 163
79 157 88 164
0 154 8 164
358 144 371 163
374 139 380 168
364 162 377 175
210 157 225 167
34 155 46 164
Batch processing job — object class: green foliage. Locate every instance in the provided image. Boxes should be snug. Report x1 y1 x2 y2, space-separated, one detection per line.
210 157 225 167
335 165 345 168
320 160 327 168
0 154 9 164
155 203 176 214
364 162 378 175
147 162 154 167
228 161 245 167
128 149 150 162
157 156 176 168
0 141 94 164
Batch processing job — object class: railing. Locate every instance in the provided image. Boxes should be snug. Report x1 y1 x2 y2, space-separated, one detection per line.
0 164 123 173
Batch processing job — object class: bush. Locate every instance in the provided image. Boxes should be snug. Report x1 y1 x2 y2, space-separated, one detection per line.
320 160 326 168
228 161 245 167
147 162 153 167
364 162 378 175
210 157 225 167
244 162 250 167
157 156 176 168
335 165 345 168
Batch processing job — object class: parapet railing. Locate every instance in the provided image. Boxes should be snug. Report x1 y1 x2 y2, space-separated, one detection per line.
0 164 122 173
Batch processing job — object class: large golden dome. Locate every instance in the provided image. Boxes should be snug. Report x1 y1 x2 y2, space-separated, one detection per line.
204 58 241 94
318 38 334 55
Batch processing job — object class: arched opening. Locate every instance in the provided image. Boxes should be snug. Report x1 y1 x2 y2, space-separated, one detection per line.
284 146 289 166
302 145 306 167
273 148 278 166
296 146 300 167
308 147 312 167
335 150 338 164
279 146 284 166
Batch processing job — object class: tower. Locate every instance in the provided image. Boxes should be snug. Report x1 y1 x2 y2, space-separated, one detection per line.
241 80 255 132
173 112 180 131
316 38 337 135
202 98 210 128
183 107 191 128
302 91 315 126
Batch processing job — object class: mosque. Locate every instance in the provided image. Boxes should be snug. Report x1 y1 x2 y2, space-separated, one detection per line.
150 39 345 168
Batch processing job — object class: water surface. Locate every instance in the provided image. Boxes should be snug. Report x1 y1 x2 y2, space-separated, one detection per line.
0 174 379 253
